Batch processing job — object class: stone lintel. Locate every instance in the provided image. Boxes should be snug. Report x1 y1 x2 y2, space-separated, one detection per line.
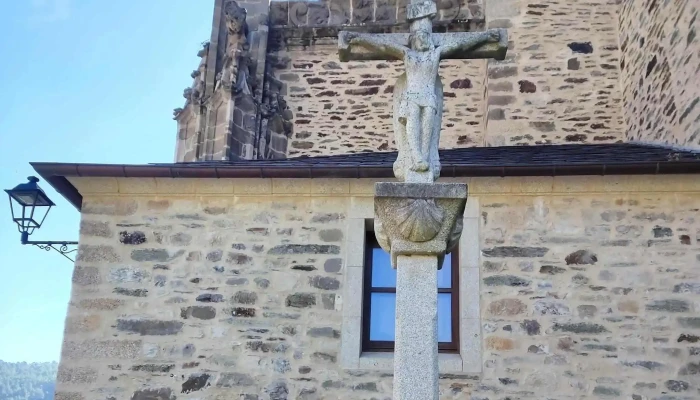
376 182 467 199
374 182 467 267
338 29 508 61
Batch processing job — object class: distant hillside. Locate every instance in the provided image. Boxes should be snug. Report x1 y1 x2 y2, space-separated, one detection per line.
0 361 57 400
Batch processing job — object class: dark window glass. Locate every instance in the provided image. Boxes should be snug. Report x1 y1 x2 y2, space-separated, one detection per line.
362 232 459 353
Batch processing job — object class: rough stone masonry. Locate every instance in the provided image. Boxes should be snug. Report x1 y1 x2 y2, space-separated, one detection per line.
176 0 629 161
619 0 700 150
55 175 700 399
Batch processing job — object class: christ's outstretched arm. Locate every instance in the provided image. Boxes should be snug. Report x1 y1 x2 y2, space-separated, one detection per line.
439 30 500 59
341 32 408 60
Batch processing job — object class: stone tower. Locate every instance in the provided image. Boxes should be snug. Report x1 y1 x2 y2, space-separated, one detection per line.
175 0 700 161
174 0 292 161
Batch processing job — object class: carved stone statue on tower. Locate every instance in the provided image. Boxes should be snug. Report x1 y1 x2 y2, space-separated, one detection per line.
339 3 508 400
341 28 500 182
339 0 507 183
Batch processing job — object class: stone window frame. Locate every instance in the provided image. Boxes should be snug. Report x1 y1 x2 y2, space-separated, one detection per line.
362 230 462 353
340 197 481 373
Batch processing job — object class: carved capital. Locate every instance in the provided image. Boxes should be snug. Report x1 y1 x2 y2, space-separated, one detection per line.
374 182 467 268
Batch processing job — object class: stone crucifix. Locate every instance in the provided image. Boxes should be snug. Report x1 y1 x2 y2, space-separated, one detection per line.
339 2 507 183
339 3 508 400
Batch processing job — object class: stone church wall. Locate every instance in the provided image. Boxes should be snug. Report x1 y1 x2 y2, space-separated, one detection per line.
619 0 700 150
483 0 625 146
55 175 700 399
272 0 626 157
275 53 486 157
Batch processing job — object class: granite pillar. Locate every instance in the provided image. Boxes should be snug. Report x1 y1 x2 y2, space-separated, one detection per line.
374 182 466 400
394 254 439 400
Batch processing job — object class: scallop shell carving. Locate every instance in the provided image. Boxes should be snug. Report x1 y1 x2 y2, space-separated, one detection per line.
396 199 445 242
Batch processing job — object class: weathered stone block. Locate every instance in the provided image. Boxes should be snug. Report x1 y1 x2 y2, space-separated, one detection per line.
109 267 149 283
593 386 620 396
539 265 566 275
207 250 223 262
131 388 175 400
482 246 549 257
180 306 216 320
116 319 184 335
119 231 146 245
227 252 253 264
77 298 123 310
665 380 689 392
170 232 192 246
217 372 255 387
269 244 340 255
565 250 597 265
72 266 101 285
130 364 175 373
487 299 526 316
309 276 340 290
307 327 341 338
233 291 258 304
568 42 593 54
77 245 120 263
312 351 337 362
80 220 112 237
57 366 98 384
319 228 344 242
646 299 690 313
113 288 148 297
265 380 289 400
483 275 530 286
182 373 211 393
678 317 700 328
196 293 224 303
64 315 101 334
553 322 609 334
82 199 137 216
534 300 570 316
521 320 540 335
486 336 515 351
131 249 183 262
286 293 316 308
232 307 256 317
62 340 141 359
321 293 336 310
226 277 249 286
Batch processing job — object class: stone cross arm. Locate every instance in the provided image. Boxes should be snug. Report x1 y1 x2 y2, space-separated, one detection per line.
338 29 508 62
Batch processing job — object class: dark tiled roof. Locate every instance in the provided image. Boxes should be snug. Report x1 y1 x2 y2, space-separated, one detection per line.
31 143 700 210
160 143 700 170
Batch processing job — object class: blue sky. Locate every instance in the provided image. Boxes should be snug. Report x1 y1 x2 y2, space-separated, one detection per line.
0 0 212 362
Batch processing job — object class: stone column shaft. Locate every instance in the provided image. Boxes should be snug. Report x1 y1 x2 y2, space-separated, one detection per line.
394 255 439 400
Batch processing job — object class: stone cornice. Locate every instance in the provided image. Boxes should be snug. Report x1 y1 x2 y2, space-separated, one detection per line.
67 175 700 198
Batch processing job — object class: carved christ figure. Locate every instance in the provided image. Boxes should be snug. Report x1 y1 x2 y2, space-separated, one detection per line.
343 29 500 180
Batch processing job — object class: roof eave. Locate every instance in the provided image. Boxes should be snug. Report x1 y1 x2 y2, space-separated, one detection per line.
31 160 700 212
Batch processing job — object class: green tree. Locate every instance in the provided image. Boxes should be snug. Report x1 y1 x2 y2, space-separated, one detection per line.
0 360 57 400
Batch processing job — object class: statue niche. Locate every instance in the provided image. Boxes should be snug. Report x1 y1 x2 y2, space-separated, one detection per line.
217 0 252 95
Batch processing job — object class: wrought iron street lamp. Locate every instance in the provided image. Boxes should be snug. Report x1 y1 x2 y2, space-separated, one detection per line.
5 176 78 261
